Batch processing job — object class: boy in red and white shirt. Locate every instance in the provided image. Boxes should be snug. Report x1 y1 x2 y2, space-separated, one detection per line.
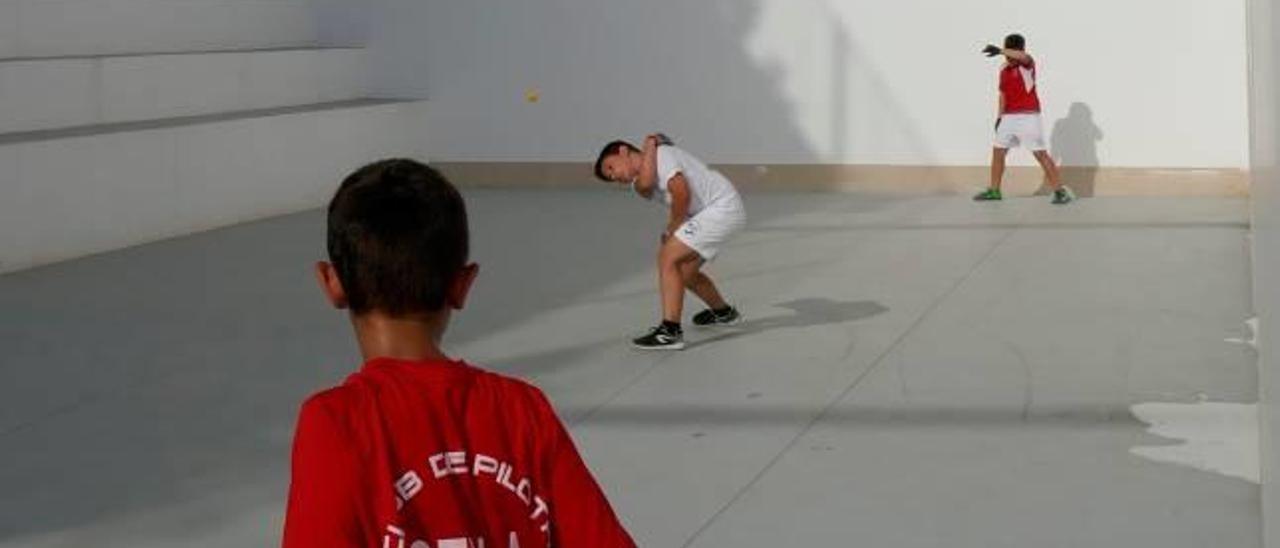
975 33 1074 205
283 159 635 548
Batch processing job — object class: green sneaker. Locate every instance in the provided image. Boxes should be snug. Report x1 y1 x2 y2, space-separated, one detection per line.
1051 187 1075 205
973 188 1003 201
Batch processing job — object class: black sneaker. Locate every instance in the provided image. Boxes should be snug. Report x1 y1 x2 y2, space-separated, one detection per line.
692 306 742 327
1051 187 1075 205
632 324 685 351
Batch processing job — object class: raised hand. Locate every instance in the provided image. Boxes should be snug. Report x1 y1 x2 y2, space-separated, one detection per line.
648 132 674 146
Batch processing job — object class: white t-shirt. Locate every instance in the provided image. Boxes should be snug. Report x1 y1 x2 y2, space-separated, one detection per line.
652 146 741 216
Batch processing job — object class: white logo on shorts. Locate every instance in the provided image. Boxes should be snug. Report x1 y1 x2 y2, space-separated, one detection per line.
682 220 700 237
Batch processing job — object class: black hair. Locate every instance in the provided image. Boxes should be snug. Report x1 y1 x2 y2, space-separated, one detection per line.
1004 34 1026 51
593 140 640 181
325 158 469 316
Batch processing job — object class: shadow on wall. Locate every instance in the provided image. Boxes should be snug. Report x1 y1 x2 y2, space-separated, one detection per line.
1037 102 1103 197
392 0 935 165
576 0 815 161
831 16 849 158
311 0 370 46
382 0 819 160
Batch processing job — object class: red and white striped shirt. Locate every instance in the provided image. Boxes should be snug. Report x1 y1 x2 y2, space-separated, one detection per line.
1000 59 1041 114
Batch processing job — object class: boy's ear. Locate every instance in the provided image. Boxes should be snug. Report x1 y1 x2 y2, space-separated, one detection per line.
315 261 349 309
447 263 480 310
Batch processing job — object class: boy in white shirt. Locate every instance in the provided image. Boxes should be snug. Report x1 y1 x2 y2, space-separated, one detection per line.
594 134 746 350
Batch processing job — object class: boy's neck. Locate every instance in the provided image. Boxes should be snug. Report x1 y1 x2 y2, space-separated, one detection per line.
350 311 451 363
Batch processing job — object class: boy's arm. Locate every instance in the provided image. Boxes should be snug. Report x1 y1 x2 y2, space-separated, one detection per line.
982 44 1033 66
634 135 666 198
1003 49 1033 66
282 399 362 548
663 174 692 240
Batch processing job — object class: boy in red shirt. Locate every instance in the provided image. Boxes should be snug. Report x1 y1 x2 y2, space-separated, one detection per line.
283 159 635 548
975 33 1074 205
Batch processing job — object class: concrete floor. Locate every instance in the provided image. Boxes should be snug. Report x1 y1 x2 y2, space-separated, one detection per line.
0 190 1260 547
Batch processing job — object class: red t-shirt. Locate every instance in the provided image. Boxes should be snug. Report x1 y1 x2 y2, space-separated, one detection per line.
999 59 1041 114
283 357 635 548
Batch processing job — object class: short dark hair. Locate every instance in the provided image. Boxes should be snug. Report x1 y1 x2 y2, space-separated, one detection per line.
1004 34 1026 51
325 159 469 316
593 140 639 181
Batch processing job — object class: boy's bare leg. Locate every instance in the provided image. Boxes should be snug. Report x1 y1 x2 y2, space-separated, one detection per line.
1033 150 1063 190
990 147 1009 190
658 238 702 323
975 147 1009 201
632 236 701 350
679 259 727 311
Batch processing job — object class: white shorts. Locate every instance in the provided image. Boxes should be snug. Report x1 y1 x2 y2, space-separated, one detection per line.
994 113 1047 151
675 201 746 261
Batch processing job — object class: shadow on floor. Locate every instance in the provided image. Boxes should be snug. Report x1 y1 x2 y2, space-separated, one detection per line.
688 298 889 348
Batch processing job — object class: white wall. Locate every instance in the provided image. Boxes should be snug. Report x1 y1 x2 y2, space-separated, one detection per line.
0 101 429 273
0 0 323 59
1248 0 1280 544
368 0 1249 168
0 49 368 134
314 0 371 46
0 0 430 273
